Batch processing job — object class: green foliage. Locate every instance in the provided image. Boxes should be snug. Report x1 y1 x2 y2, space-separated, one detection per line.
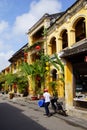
17 75 28 93
21 62 34 76
5 72 28 94
21 53 50 90
0 74 6 89
49 81 57 89
54 53 64 73
20 51 65 95
5 73 18 86
42 28 48 37
49 81 58 96
46 53 64 83
34 53 49 77
46 53 64 72
0 74 6 83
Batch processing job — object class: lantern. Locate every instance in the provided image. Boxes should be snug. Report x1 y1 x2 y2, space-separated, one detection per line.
24 52 28 56
24 58 27 62
6 67 9 72
35 45 41 50
14 83 17 88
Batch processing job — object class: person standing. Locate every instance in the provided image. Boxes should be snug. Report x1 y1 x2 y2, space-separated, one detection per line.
43 88 51 117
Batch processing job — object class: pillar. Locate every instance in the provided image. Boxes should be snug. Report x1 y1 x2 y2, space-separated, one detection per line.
57 36 62 52
68 28 75 47
65 61 73 110
84 7 87 38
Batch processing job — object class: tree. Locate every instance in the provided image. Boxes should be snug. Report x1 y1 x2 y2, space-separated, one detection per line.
5 72 28 94
5 73 18 86
17 75 28 94
20 51 65 97
48 53 64 83
20 62 36 94
20 62 34 77
0 74 6 91
21 52 49 95
47 53 65 97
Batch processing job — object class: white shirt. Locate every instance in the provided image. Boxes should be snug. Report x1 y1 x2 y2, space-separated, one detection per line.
43 92 51 103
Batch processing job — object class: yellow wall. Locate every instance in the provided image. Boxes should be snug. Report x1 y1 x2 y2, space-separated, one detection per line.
64 61 73 109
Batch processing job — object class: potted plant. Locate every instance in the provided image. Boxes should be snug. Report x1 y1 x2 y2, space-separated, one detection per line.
36 89 43 99
49 81 58 96
9 92 14 99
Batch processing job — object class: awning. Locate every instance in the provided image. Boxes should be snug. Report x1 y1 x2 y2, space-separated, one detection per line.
60 38 87 58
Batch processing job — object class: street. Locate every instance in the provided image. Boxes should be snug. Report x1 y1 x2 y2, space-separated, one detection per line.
0 101 47 130
0 97 86 130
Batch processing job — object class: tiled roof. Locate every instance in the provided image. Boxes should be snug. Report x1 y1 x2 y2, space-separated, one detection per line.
9 43 28 62
28 12 64 33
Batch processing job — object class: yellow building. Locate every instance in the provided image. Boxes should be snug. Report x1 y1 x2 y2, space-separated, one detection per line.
51 0 87 120
27 0 87 120
1 43 28 94
59 0 87 120
27 12 64 98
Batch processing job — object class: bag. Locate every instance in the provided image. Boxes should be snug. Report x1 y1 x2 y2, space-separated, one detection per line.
38 99 45 107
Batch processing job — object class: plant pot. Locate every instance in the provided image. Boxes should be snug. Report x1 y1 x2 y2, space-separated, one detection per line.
31 96 38 100
9 93 14 99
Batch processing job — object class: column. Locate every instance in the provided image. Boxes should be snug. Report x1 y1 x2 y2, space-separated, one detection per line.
65 61 73 110
57 36 62 52
68 28 75 47
84 3 87 38
55 36 59 53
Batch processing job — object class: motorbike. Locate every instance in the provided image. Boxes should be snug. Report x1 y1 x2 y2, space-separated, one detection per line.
51 97 68 116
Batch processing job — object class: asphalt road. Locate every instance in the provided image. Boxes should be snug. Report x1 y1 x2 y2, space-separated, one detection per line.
0 97 86 130
0 102 47 130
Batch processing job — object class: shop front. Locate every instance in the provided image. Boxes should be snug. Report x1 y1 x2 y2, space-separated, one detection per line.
60 39 87 120
73 60 87 109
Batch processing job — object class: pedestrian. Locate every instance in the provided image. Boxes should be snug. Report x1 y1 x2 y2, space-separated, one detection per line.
43 88 52 117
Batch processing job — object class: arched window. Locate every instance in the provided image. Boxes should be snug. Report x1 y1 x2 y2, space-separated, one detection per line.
51 69 57 81
50 37 56 54
61 30 68 49
75 17 86 42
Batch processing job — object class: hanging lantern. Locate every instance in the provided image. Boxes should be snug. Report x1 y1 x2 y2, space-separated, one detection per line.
35 45 41 50
14 83 17 88
6 67 9 72
24 52 28 57
24 58 27 62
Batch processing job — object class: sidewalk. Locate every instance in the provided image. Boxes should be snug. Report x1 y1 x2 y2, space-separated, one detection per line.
1 94 87 129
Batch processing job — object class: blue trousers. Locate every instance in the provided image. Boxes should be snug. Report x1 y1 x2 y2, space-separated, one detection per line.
44 102 50 115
